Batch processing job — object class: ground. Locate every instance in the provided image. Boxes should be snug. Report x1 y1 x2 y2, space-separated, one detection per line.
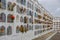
50 32 60 40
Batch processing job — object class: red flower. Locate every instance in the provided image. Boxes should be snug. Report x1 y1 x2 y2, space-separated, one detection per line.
11 15 15 20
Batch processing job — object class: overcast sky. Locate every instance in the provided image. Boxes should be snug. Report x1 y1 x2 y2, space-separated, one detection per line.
38 0 60 17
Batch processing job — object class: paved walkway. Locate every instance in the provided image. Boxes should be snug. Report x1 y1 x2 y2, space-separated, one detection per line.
32 31 54 40
50 32 60 40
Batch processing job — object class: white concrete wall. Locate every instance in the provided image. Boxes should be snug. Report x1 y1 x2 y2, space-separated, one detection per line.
0 0 53 40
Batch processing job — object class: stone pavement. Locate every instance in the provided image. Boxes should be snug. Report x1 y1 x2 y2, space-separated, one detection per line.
49 32 60 40
32 31 54 40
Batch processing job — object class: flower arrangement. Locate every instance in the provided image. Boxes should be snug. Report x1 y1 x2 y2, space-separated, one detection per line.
20 25 25 33
10 15 15 22
8 2 11 10
10 3 16 11
19 25 28 33
24 25 28 32
23 8 26 13
8 2 16 11
20 6 26 13
20 7 23 13
8 14 15 23
0 2 2 8
16 26 19 33
10 15 15 20
24 16 28 23
38 15 42 19
1 29 4 33
1 26 5 33
12 3 16 7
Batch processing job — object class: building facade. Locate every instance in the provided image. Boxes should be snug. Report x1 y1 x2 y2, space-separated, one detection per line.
0 0 53 40
53 17 60 32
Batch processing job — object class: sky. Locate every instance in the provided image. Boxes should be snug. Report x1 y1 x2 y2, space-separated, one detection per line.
38 0 60 17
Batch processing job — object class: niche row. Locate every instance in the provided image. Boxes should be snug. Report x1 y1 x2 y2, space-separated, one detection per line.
0 24 33 36
0 13 15 23
16 24 33 33
0 1 16 11
34 25 53 35
34 28 52 35
35 25 52 30
0 26 12 36
0 1 33 17
0 13 33 23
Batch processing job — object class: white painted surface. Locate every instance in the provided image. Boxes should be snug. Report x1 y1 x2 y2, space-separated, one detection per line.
0 0 53 40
